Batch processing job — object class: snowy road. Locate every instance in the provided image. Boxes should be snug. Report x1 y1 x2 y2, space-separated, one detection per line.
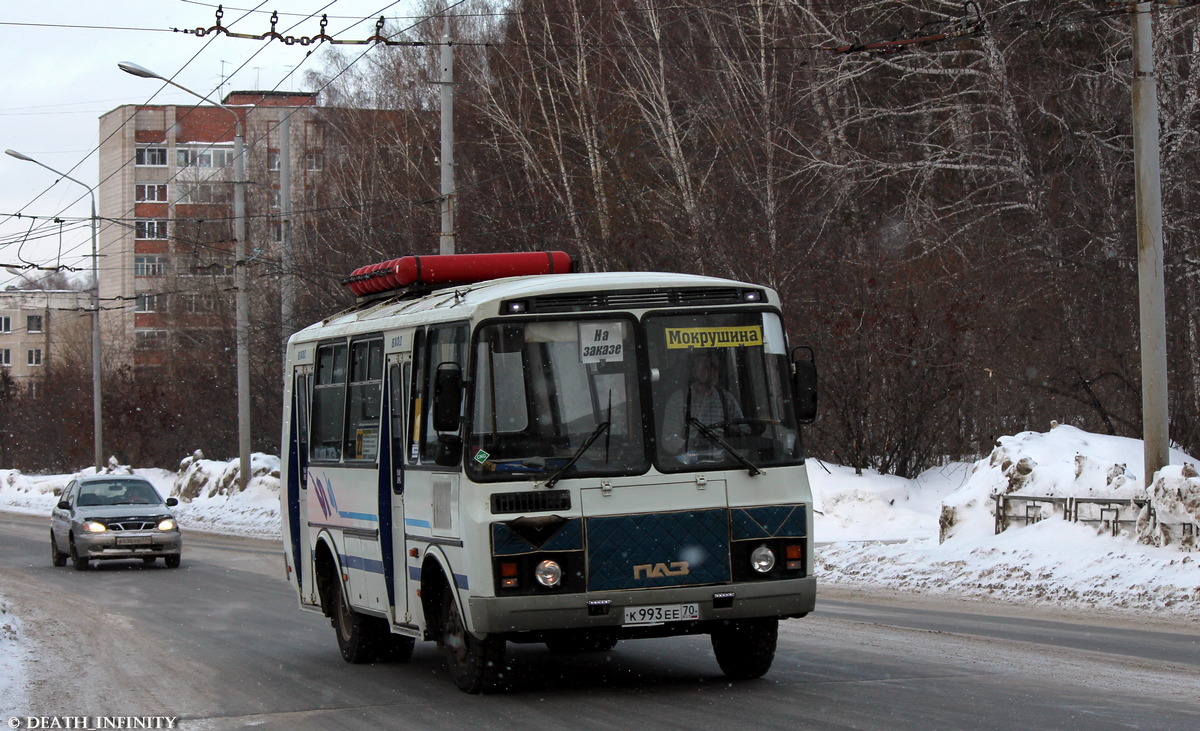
2 511 1198 730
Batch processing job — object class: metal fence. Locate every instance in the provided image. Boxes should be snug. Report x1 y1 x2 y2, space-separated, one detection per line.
993 494 1151 537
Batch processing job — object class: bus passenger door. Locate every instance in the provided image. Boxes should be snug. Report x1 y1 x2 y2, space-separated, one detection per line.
385 355 410 624
289 365 317 607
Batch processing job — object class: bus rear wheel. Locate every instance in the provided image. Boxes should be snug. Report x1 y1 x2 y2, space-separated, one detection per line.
440 585 505 693
710 617 778 679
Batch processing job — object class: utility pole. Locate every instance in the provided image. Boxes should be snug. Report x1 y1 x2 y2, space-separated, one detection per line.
280 114 295 357
1129 3 1170 487
438 15 456 255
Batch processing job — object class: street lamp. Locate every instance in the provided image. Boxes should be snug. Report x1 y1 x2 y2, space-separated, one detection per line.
119 61 252 491
5 148 104 472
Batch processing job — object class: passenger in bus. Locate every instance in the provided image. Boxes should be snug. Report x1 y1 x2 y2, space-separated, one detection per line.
660 349 748 456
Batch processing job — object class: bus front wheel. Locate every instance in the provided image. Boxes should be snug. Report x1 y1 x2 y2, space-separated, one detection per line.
440 585 506 693
710 617 778 679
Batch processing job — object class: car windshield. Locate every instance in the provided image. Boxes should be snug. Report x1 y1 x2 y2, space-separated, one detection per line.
467 317 646 481
77 481 163 506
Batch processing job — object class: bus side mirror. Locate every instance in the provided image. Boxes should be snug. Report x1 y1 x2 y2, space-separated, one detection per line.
432 362 464 433
791 347 818 424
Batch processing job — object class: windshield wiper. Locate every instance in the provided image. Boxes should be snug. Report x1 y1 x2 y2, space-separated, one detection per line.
542 421 610 489
686 416 764 476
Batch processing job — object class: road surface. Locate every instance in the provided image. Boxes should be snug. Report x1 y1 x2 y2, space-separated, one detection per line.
1 510 1196 730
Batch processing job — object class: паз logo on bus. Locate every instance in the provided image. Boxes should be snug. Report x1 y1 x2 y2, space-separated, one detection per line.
633 561 690 579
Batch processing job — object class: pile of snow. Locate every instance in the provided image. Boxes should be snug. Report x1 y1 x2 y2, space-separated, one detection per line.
812 424 1200 617
1140 463 1200 550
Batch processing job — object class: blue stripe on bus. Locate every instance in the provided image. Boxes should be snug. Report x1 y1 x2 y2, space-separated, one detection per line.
339 553 385 574
405 517 432 529
338 511 379 521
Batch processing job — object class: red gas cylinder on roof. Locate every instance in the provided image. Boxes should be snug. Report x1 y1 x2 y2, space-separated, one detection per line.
344 251 572 297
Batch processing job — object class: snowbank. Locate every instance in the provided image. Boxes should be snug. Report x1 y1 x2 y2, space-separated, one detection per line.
809 424 1200 617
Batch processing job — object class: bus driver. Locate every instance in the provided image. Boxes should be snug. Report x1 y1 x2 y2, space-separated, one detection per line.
660 348 748 457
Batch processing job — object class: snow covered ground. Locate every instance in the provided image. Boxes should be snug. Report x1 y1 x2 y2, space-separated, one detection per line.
1 424 1197 715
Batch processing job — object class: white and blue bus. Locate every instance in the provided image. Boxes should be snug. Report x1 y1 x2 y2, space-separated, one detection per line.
280 251 818 693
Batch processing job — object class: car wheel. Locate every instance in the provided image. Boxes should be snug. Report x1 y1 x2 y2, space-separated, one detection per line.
440 585 506 693
69 537 89 571
50 532 67 567
164 554 181 569
710 617 777 679
142 557 158 565
332 577 386 663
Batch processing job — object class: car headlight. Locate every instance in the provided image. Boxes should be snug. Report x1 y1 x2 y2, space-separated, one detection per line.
750 544 776 573
534 559 562 588
81 520 107 533
157 518 177 531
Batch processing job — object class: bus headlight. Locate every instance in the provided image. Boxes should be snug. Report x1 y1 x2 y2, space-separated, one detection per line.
750 545 776 573
534 559 562 587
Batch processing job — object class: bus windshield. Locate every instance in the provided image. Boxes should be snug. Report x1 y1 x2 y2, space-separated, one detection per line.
467 318 645 481
646 311 802 472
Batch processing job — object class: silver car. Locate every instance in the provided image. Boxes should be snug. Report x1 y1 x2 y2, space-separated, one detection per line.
51 475 183 570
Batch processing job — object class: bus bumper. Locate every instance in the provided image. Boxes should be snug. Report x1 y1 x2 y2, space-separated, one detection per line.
467 577 816 635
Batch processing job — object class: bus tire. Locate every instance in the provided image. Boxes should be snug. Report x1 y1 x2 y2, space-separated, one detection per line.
440 585 505 693
710 617 777 679
333 578 384 664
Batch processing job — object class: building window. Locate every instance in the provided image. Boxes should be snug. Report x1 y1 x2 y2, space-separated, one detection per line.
0 349 9 367
135 255 167 277
135 147 167 166
135 184 168 202
0 316 10 333
268 151 280 171
135 330 168 350
181 293 218 313
27 349 42 366
305 153 323 172
135 293 164 313
181 183 230 205
26 315 43 333
135 219 169 239
178 146 234 168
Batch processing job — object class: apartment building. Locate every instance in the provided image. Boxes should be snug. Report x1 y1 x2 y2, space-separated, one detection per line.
0 289 90 383
96 91 322 366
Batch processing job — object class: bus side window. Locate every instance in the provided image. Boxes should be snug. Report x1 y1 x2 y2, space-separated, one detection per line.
420 324 468 463
345 338 383 461
389 361 408 492
311 342 348 462
408 329 425 465
295 371 312 483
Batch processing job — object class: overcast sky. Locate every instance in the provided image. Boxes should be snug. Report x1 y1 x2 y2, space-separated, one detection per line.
1 0 424 287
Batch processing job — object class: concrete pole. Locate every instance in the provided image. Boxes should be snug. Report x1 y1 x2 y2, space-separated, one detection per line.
1131 3 1170 487
88 197 103 471
439 17 456 255
280 114 295 358
233 124 252 492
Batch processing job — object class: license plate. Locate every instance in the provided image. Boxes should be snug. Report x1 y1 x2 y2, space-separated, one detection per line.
623 603 700 626
115 536 152 546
